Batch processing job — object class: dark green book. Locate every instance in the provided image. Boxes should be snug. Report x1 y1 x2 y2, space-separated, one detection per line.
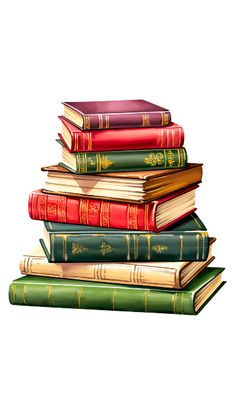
57 138 187 174
40 214 209 263
9 267 225 315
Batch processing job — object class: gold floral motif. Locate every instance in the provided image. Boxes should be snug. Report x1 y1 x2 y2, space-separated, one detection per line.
167 150 175 167
152 245 168 253
89 203 99 216
100 155 113 170
47 203 57 216
88 158 96 166
144 152 164 167
99 240 112 256
72 242 88 254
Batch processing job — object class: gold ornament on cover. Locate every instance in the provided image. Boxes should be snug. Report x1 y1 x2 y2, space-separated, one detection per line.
144 152 164 166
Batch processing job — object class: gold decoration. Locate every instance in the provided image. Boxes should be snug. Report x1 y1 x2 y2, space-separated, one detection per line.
100 155 113 170
99 240 112 256
72 242 88 254
89 203 99 216
144 152 164 167
152 245 168 253
167 150 175 166
88 158 96 166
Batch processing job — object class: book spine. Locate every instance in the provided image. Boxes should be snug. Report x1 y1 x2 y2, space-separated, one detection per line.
44 232 209 263
83 111 171 130
66 124 184 152
20 255 177 287
66 148 187 174
28 191 157 230
9 279 195 314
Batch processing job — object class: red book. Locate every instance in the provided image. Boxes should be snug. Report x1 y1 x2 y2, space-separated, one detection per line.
58 116 184 152
28 186 197 232
62 99 171 130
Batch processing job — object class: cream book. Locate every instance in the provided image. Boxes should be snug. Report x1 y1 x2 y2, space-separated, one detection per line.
42 163 202 203
20 239 215 289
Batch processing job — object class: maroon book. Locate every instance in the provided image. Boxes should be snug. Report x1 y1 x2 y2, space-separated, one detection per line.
62 99 171 131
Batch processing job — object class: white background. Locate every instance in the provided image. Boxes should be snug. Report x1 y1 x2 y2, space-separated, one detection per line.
0 1 235 418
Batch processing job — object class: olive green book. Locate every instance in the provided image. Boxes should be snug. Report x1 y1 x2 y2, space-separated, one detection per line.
9 267 225 315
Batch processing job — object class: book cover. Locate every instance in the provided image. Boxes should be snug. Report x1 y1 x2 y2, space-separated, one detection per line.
59 116 184 152
9 267 225 315
40 213 209 263
63 99 171 130
28 186 198 232
42 163 202 203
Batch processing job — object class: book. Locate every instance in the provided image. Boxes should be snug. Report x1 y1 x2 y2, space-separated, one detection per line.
58 139 187 174
42 163 202 203
63 99 171 130
28 185 197 232
20 240 215 289
39 214 209 263
9 267 225 314
59 116 184 152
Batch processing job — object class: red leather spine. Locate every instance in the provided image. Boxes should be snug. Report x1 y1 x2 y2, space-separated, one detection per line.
58 119 184 152
28 187 197 232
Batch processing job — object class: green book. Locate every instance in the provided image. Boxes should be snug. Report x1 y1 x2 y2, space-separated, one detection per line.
40 214 209 263
9 267 225 315
57 138 187 174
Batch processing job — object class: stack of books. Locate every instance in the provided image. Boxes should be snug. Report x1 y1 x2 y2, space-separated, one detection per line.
9 99 225 314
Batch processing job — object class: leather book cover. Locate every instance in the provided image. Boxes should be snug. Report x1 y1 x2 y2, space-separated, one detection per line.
63 99 171 130
59 116 184 152
28 185 197 232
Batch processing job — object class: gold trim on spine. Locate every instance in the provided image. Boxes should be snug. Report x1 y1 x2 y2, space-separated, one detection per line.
77 288 83 308
112 289 116 310
98 114 103 129
48 286 52 306
145 234 151 260
133 235 139 260
172 293 177 313
88 133 92 151
125 235 131 261
144 204 149 230
177 148 180 167
196 233 200 260
161 113 164 126
63 235 68 262
179 234 183 260
84 116 91 130
201 232 207 260
163 150 167 168
105 114 109 128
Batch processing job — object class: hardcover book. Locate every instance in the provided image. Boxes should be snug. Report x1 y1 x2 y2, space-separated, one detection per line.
63 99 171 130
59 116 184 152
42 163 202 203
28 186 198 232
9 267 225 315
57 138 187 174
39 214 209 263
21 239 215 289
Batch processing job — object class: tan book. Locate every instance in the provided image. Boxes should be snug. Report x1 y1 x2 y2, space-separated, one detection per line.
20 239 215 289
42 163 202 203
